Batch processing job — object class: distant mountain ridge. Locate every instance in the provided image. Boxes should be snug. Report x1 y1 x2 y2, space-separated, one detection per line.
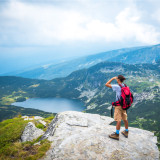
1 45 150 80
108 44 160 64
0 60 160 147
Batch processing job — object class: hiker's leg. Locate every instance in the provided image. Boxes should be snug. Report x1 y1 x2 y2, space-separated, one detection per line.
116 121 121 130
121 119 129 137
109 120 120 140
114 106 122 135
123 120 128 129
115 121 121 134
121 111 129 137
122 110 128 131
109 106 121 140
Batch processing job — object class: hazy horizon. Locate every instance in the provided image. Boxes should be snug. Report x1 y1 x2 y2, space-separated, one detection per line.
0 0 160 74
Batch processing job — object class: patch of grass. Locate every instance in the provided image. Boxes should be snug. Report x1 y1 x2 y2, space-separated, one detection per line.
0 90 29 106
43 116 55 124
0 116 29 150
0 138 51 160
35 123 45 130
1 96 15 105
29 84 40 88
31 115 55 131
0 115 52 160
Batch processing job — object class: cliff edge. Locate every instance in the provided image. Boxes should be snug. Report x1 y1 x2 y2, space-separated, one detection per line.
38 111 159 160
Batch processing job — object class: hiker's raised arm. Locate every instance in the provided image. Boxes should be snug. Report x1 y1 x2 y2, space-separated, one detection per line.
105 77 117 88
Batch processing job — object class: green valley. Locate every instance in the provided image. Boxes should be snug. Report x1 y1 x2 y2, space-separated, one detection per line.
0 60 160 148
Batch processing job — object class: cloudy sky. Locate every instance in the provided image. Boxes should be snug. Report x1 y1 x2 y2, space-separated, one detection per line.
0 0 160 74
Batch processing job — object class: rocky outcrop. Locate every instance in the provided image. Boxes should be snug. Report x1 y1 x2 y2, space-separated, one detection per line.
21 122 44 142
39 111 159 160
22 115 44 121
38 119 47 127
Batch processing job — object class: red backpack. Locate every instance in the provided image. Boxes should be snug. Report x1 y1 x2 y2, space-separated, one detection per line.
111 84 134 117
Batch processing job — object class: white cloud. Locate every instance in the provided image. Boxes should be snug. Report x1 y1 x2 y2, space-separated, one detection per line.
115 8 160 44
0 0 160 46
152 9 160 23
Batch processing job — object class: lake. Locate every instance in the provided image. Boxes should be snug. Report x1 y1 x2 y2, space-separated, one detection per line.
12 97 86 113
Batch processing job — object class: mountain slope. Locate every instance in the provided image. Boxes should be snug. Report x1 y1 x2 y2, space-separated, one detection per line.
3 46 144 80
108 44 160 64
0 61 160 146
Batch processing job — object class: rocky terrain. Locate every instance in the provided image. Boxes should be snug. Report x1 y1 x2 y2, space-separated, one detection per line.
21 111 159 160
20 116 47 142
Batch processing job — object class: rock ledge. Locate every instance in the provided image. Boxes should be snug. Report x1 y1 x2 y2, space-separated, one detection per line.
39 111 159 160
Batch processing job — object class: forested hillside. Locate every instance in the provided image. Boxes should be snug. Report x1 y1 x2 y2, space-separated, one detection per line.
0 60 160 147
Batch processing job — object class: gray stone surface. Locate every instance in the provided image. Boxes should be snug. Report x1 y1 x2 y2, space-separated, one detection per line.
21 122 44 142
38 119 47 127
22 115 44 120
39 111 159 160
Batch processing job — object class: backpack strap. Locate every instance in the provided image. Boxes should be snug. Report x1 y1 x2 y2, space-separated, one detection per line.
119 84 123 88
119 83 127 88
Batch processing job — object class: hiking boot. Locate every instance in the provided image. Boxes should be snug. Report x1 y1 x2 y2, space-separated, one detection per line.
109 132 119 140
121 130 129 138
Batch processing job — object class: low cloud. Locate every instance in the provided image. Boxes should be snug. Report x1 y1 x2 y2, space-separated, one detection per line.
0 0 160 46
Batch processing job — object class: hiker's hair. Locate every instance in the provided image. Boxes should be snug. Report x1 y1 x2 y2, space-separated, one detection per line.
118 75 126 82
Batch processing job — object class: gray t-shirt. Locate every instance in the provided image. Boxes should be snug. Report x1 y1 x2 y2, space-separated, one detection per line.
111 83 125 101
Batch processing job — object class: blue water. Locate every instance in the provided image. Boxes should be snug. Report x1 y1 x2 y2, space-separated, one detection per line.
12 97 86 113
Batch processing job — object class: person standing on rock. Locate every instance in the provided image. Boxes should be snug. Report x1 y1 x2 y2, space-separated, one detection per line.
105 75 129 140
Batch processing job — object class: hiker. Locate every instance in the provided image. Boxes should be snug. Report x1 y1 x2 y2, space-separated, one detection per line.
105 75 129 140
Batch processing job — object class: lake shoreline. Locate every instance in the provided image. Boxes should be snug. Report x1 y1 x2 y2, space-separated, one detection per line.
12 97 87 113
